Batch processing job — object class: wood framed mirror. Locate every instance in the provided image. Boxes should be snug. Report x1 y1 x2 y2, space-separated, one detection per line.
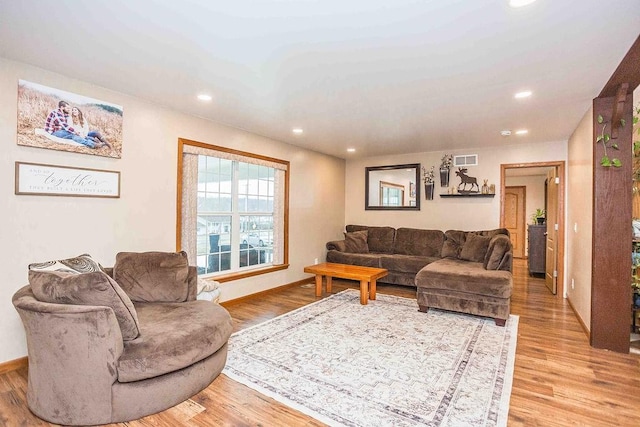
365 163 421 210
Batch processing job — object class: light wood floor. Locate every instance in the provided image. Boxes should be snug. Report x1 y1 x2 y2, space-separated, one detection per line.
1 259 640 426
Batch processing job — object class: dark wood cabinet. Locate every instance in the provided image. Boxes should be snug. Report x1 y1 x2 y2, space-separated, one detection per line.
528 224 546 275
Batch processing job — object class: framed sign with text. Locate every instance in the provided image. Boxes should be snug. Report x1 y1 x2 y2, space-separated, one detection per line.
15 162 120 198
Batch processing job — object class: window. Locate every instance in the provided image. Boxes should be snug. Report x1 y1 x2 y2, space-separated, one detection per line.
379 181 404 206
177 139 289 281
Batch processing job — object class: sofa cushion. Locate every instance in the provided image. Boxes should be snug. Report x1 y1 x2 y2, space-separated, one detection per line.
459 233 491 262
326 240 347 252
442 230 467 258
326 251 381 268
29 270 140 340
344 230 369 253
484 234 513 270
379 254 439 274
346 225 395 254
114 251 190 303
476 228 510 238
29 253 103 274
394 228 444 257
117 301 232 382
416 258 512 298
441 229 509 260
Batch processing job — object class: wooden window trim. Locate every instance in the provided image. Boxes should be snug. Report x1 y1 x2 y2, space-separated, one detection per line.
176 138 289 281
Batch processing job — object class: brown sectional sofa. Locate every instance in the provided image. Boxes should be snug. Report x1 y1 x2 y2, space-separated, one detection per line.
326 225 514 325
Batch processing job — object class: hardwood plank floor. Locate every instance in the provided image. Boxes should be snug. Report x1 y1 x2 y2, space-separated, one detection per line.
1 259 639 426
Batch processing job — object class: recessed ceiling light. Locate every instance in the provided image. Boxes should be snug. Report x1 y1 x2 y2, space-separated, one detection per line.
509 0 536 7
197 94 212 102
347 148 356 153
515 129 529 135
292 128 304 135
500 130 512 136
514 90 532 99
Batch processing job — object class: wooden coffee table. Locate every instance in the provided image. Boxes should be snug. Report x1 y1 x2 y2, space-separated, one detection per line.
303 262 388 305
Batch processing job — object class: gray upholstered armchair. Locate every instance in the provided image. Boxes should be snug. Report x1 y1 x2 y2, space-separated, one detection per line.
12 251 232 426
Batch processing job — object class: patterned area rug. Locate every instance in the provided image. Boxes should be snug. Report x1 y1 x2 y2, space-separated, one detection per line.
223 289 518 427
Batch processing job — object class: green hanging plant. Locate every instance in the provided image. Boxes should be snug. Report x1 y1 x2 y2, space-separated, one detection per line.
596 114 622 168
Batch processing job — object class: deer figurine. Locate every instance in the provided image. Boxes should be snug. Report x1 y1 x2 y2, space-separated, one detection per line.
455 167 479 192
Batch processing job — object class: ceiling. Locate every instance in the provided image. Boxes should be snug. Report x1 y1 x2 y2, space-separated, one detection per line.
1 1 638 159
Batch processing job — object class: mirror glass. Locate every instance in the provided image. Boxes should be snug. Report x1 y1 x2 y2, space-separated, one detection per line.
365 163 420 210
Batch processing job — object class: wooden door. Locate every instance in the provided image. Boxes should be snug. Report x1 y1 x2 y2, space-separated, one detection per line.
545 169 559 294
504 186 526 258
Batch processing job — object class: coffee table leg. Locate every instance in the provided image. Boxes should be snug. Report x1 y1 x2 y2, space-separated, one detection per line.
360 280 368 305
326 276 333 294
315 274 323 297
370 279 377 300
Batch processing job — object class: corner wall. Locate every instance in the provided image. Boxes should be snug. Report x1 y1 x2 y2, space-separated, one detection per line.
0 57 346 364
566 107 594 331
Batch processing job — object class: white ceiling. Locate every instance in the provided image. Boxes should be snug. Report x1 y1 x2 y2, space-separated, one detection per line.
1 1 638 159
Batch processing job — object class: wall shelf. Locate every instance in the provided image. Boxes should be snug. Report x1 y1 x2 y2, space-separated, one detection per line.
439 194 495 198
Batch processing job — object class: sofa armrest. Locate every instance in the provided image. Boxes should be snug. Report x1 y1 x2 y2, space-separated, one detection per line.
497 252 513 272
326 240 347 252
12 285 123 425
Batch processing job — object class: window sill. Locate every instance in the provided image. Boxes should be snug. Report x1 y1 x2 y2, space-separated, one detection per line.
212 264 289 283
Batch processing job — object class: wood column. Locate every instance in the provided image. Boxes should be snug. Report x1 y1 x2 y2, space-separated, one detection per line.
591 94 633 352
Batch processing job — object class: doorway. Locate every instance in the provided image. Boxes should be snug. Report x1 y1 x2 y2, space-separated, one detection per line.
501 161 566 297
504 186 526 259
545 168 559 295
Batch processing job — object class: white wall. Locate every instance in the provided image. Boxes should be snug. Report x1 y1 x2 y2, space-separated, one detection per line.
0 57 346 364
566 107 593 330
345 142 568 231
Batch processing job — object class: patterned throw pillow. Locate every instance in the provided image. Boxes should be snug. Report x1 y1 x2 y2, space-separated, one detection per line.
29 253 104 274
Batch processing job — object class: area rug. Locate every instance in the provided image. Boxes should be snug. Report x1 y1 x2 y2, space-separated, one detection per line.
223 289 518 427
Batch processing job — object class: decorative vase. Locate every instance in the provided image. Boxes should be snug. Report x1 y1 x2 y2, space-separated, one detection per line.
439 168 450 187
481 179 489 194
424 182 434 200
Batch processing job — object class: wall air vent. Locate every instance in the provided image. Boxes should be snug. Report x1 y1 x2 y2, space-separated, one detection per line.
453 154 478 167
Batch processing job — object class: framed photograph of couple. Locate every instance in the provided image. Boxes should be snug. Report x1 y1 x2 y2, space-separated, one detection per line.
17 80 123 158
